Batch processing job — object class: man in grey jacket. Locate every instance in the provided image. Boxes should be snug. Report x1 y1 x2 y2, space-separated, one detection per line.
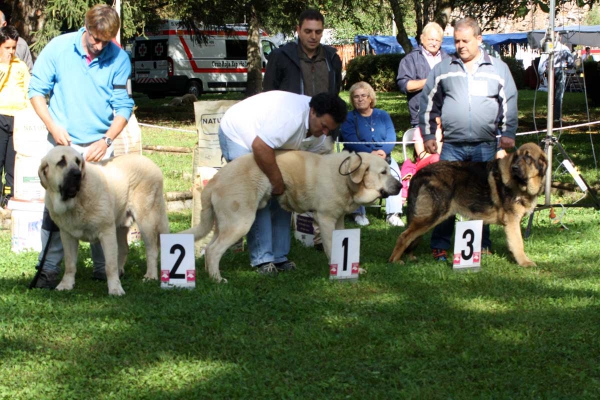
263 9 342 96
419 17 518 262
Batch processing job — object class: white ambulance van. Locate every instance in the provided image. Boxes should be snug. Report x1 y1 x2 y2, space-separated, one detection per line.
132 20 278 98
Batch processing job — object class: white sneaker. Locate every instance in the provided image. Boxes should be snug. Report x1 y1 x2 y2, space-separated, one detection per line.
354 214 370 226
386 213 405 227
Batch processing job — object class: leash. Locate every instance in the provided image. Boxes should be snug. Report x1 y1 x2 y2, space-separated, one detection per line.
28 230 53 289
339 153 363 176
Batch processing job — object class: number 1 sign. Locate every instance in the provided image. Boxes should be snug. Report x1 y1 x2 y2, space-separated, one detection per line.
160 234 196 288
330 229 360 281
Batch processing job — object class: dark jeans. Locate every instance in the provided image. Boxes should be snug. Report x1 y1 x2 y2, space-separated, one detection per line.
430 141 496 251
0 114 15 197
554 68 566 121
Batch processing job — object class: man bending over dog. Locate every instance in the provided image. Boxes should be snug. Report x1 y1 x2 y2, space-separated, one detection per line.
419 17 518 262
218 90 347 275
30 4 134 289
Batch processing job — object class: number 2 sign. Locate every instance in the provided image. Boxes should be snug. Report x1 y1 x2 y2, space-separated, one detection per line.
330 229 360 281
160 234 196 288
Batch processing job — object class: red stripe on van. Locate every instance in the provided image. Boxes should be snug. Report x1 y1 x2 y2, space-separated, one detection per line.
156 29 268 37
177 36 265 74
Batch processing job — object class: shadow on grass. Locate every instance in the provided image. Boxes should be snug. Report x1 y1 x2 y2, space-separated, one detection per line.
2 211 600 398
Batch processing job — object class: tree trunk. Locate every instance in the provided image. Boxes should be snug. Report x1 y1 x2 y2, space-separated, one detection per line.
245 7 262 98
11 0 45 46
389 0 412 53
433 0 453 31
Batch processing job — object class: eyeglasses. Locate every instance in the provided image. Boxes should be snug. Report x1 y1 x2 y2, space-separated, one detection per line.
425 38 442 43
352 94 369 100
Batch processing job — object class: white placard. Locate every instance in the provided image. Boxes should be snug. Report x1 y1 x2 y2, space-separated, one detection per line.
329 229 360 281
453 220 483 270
160 234 196 288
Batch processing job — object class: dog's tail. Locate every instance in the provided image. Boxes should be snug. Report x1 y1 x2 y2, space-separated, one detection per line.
179 185 215 241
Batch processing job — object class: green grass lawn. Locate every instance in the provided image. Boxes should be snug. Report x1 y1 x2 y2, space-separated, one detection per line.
1 90 600 399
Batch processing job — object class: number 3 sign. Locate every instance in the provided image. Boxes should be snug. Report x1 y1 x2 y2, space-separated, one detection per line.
160 234 196 288
453 220 483 271
330 229 360 281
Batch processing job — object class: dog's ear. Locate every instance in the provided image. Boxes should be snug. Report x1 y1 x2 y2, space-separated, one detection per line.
535 152 548 177
347 153 369 184
38 159 49 189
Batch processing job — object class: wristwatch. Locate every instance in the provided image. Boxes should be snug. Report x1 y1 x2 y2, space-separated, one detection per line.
102 136 113 147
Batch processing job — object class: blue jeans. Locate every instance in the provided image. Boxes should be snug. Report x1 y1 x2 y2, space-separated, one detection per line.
430 141 496 251
218 128 291 267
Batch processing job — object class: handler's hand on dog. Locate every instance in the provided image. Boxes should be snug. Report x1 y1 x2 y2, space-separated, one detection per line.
424 139 438 155
372 150 387 159
49 123 71 146
271 180 285 196
85 140 108 162
499 137 516 150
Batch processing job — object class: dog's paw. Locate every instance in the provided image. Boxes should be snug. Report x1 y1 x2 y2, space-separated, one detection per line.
143 273 158 281
108 285 126 296
519 260 537 267
219 278 228 284
55 280 74 291
358 268 367 275
388 257 405 265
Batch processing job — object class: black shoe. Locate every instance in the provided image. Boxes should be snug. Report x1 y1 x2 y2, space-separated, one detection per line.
314 243 324 252
34 269 59 289
255 262 278 276
275 260 296 272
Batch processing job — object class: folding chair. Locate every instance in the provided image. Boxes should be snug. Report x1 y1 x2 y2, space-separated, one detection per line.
402 127 418 161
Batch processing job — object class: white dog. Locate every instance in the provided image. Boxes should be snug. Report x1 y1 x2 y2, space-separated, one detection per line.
38 146 170 295
181 151 401 282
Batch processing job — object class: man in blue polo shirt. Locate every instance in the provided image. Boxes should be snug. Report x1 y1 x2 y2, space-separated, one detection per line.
30 4 134 289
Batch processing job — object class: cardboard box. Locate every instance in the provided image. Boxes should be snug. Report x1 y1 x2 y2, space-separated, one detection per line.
13 108 50 158
8 199 44 253
14 154 45 201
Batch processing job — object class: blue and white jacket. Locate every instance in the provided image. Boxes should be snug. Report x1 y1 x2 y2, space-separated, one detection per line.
418 51 518 144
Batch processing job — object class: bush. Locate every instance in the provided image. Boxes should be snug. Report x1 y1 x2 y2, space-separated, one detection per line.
501 56 526 90
345 53 404 92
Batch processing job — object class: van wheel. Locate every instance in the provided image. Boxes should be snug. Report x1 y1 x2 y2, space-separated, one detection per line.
187 81 202 97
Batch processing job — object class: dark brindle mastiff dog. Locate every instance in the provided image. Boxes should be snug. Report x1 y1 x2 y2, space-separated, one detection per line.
389 142 547 266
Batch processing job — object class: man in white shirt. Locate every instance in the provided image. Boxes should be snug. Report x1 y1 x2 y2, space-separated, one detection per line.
218 90 347 275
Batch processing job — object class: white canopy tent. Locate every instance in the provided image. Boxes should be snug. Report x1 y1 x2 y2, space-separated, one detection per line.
528 25 600 49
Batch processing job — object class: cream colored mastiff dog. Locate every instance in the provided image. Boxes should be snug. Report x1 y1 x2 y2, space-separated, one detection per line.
38 146 170 296
181 151 402 282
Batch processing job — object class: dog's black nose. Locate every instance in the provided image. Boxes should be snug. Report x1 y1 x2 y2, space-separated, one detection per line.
60 168 83 200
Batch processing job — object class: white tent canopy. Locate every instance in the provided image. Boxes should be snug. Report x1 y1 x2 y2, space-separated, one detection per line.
528 25 600 49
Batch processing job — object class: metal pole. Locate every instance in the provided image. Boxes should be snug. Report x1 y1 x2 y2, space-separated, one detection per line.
544 0 556 205
115 0 121 45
